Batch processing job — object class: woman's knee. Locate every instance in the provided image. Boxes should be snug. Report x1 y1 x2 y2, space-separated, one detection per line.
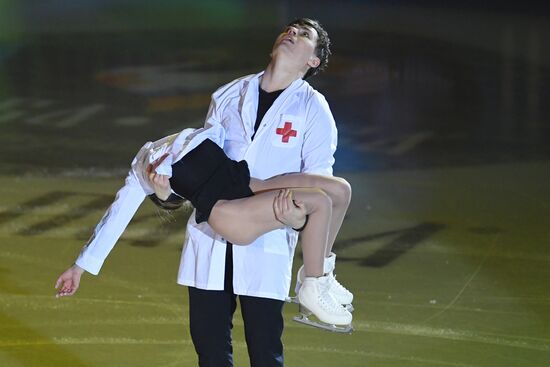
326 177 351 207
337 178 352 206
310 176 351 207
306 188 333 213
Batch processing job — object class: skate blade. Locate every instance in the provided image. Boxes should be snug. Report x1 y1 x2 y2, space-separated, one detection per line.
285 296 300 305
293 313 353 334
287 296 354 313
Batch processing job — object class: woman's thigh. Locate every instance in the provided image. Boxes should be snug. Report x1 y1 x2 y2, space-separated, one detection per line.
208 188 324 245
250 173 348 199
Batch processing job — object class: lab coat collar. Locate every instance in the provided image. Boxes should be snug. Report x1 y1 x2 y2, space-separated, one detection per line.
240 71 306 139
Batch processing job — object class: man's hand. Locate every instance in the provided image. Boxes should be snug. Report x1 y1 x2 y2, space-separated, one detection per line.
146 153 172 201
55 264 85 298
273 189 307 229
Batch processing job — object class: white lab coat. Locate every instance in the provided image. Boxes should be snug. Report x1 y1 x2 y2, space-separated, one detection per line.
178 72 338 300
74 124 226 275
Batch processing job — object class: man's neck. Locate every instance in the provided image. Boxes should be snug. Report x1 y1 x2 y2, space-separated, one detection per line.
261 60 304 92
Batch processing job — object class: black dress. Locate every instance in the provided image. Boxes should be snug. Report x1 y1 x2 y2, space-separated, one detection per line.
169 138 254 223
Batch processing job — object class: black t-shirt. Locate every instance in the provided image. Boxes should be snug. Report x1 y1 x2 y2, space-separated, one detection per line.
251 86 285 140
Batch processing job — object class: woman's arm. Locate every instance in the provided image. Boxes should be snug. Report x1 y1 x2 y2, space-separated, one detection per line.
147 153 172 200
55 264 84 297
74 172 147 276
54 173 147 297
146 153 186 210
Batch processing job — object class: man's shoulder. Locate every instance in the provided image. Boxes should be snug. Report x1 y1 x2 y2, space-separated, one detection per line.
302 88 330 113
294 80 327 104
294 82 335 124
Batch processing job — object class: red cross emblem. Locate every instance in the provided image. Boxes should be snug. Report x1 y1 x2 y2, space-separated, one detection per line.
275 122 297 143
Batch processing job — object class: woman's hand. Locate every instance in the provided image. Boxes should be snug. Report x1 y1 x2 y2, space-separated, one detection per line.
146 153 172 201
55 264 85 298
273 189 307 229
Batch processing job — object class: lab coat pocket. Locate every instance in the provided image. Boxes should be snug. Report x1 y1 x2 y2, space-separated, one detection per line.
262 229 293 256
271 114 303 149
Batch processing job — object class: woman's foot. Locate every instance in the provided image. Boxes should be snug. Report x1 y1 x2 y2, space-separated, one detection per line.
295 253 354 306
297 276 352 326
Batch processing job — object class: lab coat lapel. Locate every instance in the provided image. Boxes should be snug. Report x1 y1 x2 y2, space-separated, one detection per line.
250 77 305 143
239 72 262 140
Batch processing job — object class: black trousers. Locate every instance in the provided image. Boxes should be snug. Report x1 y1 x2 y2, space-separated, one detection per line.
188 244 285 367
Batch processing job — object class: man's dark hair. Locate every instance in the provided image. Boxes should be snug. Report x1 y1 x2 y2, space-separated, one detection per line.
287 18 331 79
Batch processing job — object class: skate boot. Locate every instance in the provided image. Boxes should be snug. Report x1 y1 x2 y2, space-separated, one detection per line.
295 275 353 333
294 253 354 311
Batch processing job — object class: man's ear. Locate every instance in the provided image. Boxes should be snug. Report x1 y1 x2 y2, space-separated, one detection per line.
308 56 320 68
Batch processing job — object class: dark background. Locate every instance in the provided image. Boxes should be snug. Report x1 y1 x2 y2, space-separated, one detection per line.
1 0 548 174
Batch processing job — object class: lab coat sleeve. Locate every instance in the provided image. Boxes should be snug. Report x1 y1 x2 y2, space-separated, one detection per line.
202 76 245 131
301 93 338 175
204 93 222 129
75 170 147 275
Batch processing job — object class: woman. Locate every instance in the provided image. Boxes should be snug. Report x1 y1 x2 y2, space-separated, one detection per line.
55 124 353 327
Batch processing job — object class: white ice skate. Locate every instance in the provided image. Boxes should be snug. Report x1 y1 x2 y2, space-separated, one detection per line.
293 253 354 312
294 276 353 333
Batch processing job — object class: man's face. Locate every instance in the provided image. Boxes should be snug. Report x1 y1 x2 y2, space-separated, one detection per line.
272 23 321 72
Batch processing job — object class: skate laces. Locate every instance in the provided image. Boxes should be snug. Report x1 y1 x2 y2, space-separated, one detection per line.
330 274 351 295
317 279 345 314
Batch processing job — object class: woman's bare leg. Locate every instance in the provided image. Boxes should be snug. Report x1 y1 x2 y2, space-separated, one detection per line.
250 174 351 256
208 187 332 276
251 174 354 307
211 183 353 325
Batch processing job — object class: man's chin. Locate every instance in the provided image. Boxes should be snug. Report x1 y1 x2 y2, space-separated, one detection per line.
272 46 293 58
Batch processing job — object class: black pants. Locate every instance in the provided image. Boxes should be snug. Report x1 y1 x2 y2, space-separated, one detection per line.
188 244 285 367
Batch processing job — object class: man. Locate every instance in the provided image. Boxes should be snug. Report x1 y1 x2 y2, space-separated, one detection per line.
178 18 338 366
